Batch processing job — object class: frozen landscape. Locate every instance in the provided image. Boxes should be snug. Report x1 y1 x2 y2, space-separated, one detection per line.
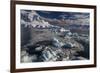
20 10 90 62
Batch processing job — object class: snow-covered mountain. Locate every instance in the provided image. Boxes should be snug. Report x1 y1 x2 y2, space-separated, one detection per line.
21 10 52 28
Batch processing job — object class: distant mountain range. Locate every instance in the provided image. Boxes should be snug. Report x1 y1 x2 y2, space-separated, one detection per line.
21 10 89 29
21 10 54 28
21 10 55 46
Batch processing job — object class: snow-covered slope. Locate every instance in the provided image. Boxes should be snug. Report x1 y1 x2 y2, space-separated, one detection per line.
21 10 52 28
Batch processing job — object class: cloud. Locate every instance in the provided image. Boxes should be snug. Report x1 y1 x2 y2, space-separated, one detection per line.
73 14 89 19
71 14 89 25
65 18 89 25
